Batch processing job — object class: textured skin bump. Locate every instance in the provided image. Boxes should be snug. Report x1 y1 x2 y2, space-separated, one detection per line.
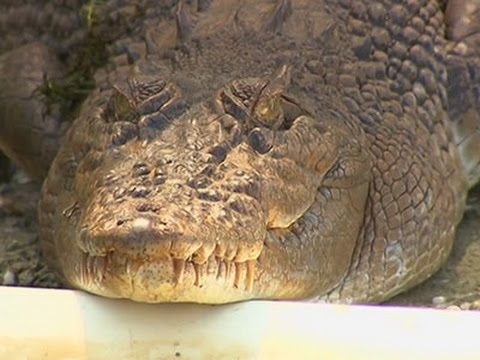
0 0 478 304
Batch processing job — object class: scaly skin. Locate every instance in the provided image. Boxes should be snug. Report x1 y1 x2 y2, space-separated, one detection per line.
2 0 480 303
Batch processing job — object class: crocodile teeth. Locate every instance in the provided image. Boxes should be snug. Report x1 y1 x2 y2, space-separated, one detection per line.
215 257 225 279
225 261 233 279
228 260 256 290
193 263 204 287
80 253 107 286
234 262 242 288
172 258 186 284
245 260 256 291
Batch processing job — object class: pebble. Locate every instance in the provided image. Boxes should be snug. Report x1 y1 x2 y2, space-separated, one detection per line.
2 270 18 285
12 168 32 185
431 296 446 306
432 300 480 311
471 300 480 310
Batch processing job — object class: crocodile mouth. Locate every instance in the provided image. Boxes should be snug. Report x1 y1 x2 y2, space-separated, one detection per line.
70 226 336 304
74 208 266 303
76 249 263 303
67 196 330 303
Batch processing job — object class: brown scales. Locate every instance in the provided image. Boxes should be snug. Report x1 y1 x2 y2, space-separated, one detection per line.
174 0 292 46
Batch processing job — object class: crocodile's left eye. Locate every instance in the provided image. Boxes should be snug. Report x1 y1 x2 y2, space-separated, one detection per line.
250 90 309 132
216 65 303 131
104 77 184 125
251 91 284 130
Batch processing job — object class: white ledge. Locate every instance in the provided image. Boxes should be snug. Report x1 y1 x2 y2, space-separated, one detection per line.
0 286 479 360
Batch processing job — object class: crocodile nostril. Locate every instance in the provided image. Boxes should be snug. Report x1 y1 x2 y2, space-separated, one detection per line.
248 127 274 154
208 144 228 162
132 162 151 176
116 219 125 226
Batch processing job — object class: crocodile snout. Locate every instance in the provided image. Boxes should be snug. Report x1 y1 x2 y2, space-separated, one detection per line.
71 185 266 302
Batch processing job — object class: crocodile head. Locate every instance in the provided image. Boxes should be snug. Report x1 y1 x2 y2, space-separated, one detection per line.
39 63 372 303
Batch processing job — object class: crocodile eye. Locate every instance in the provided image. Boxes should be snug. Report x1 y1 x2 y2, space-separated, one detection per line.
104 77 184 124
216 65 293 131
252 94 284 129
105 87 138 123
250 65 291 130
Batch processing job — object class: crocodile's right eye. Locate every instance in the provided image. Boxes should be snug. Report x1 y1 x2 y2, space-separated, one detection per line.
104 77 184 125
105 86 138 123
102 77 187 144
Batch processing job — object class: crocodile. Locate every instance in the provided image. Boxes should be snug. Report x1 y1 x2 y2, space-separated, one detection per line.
0 0 480 304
